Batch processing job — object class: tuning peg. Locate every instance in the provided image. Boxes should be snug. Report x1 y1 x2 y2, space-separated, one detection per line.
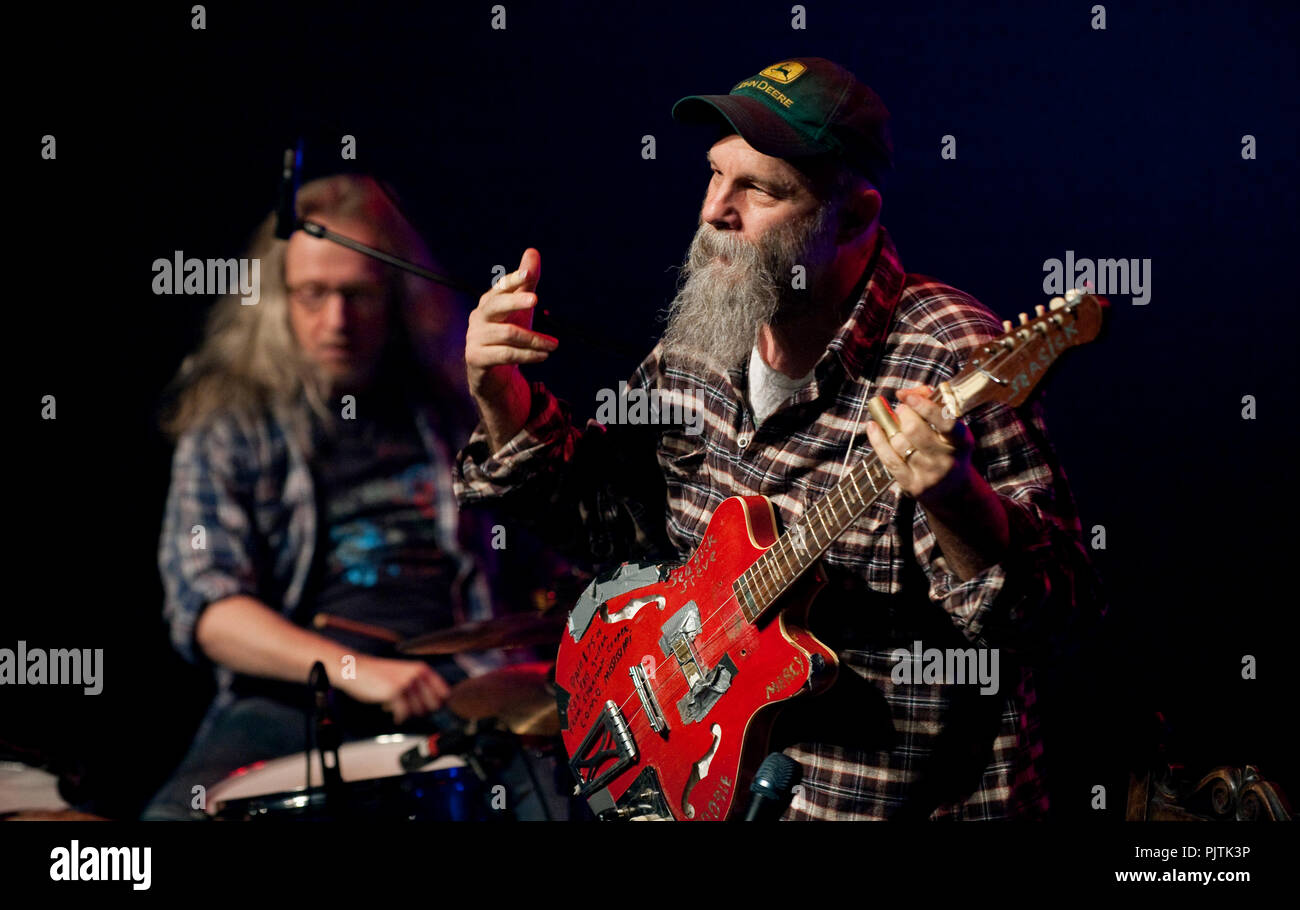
1034 304 1046 317
1018 312 1030 325
1064 288 1082 304
1002 319 1013 333
1048 296 1067 311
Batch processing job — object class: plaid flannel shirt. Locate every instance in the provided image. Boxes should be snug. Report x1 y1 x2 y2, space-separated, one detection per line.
160 394 495 708
455 227 1099 819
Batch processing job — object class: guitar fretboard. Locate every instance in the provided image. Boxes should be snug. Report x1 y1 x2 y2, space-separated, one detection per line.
733 448 897 624
728 293 1102 626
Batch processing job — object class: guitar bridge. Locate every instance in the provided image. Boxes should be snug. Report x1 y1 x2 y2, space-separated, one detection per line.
630 663 666 734
568 700 638 798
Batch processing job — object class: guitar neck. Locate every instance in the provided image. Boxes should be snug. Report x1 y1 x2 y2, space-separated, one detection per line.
733 388 939 624
730 290 1107 626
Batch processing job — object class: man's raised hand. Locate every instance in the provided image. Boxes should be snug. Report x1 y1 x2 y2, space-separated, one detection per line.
465 248 558 449
467 249 557 395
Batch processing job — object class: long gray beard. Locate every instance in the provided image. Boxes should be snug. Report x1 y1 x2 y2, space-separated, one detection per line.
661 207 833 373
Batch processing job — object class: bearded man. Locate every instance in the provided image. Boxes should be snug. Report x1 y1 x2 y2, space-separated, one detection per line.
456 58 1101 820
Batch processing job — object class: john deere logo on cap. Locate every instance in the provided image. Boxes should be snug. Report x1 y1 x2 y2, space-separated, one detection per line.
759 62 806 84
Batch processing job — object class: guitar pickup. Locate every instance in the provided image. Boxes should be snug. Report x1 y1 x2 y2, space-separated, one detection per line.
568 700 638 798
675 655 736 726
659 601 736 725
630 663 666 734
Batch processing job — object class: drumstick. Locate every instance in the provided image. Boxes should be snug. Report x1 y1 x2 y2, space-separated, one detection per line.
312 613 403 644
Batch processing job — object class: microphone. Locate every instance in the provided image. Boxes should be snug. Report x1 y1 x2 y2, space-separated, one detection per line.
743 752 800 821
271 140 473 290
266 145 641 360
397 718 478 771
274 144 302 240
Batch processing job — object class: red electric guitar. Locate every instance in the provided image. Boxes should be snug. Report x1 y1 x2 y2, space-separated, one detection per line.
554 291 1106 820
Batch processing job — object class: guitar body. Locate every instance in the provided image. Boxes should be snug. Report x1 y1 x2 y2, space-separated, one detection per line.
553 290 1107 821
555 495 838 820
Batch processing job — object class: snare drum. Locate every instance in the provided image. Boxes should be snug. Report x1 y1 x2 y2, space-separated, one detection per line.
206 734 486 821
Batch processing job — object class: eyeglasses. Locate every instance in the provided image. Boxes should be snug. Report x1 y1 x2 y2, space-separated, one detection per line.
286 282 389 313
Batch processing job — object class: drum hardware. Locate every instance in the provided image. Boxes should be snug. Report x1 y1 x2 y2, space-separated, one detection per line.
202 659 572 820
205 735 488 822
307 661 345 819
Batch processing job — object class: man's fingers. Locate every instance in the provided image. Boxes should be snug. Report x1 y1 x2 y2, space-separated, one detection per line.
409 686 432 719
477 322 558 350
517 248 540 291
403 691 423 722
897 398 964 455
897 397 944 428
887 428 918 463
479 291 538 321
425 679 446 712
489 270 525 293
897 388 950 429
411 674 440 713
426 670 451 702
384 697 409 726
492 263 531 294
866 420 910 476
392 679 423 722
467 345 552 367
490 249 542 292
895 403 942 442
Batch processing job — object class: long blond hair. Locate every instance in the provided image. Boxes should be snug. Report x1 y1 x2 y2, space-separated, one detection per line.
161 174 469 446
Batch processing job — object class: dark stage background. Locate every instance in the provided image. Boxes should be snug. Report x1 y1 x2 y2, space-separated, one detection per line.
7 0 1297 820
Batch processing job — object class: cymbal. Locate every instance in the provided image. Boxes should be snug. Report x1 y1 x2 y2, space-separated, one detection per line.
398 613 565 656
445 662 560 737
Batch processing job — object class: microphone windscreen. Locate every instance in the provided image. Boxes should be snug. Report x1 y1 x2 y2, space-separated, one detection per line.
751 752 800 799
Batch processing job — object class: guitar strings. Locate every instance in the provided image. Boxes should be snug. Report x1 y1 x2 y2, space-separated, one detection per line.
598 329 1035 731
676 318 1035 656
650 382 948 674
636 390 937 709
636 327 1032 710
580 317 1065 770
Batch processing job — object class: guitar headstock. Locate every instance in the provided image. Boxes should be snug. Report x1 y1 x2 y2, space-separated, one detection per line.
942 289 1107 416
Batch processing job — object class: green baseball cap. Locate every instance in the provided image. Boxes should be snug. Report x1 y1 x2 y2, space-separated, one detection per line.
672 57 894 184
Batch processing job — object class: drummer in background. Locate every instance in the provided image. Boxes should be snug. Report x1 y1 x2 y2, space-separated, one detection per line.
144 173 545 819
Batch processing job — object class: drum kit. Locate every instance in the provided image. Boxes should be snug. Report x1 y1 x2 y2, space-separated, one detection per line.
205 610 583 822
207 735 486 821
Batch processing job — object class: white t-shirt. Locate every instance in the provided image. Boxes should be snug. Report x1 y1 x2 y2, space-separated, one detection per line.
747 345 815 425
